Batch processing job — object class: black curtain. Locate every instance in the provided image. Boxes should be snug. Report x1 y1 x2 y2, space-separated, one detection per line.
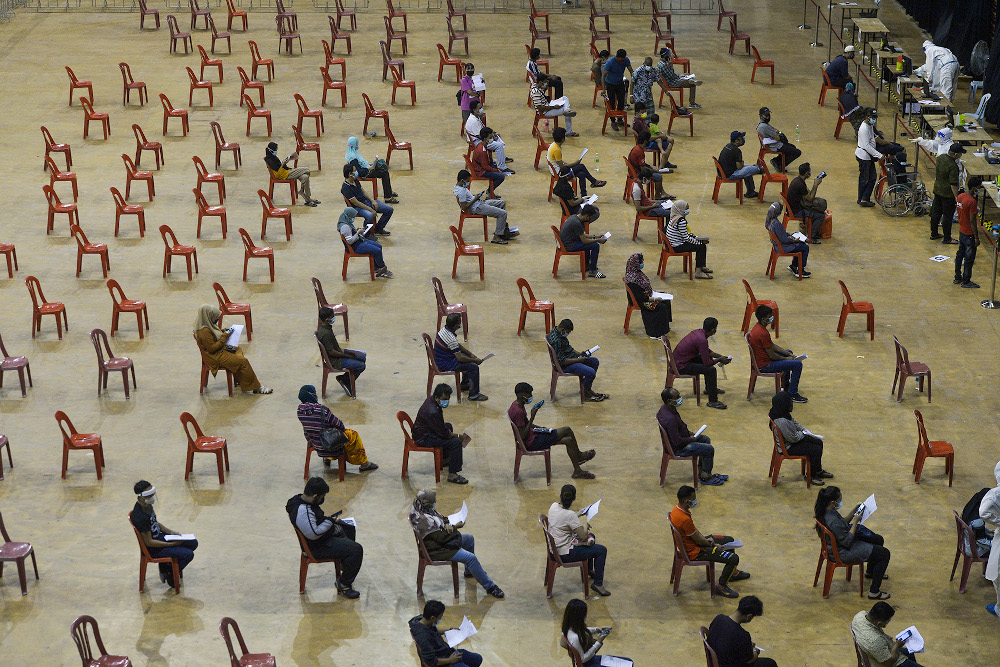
898 0 993 67
985 19 1000 124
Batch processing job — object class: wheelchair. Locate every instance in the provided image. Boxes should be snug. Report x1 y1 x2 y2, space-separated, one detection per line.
876 163 932 217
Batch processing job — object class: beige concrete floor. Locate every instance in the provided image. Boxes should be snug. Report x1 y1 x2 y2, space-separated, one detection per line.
1 1 999 665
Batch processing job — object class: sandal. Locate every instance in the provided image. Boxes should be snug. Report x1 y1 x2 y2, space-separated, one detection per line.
571 469 596 479
359 462 379 472
867 591 891 600
579 449 597 463
253 387 273 394
447 475 469 485
592 180 607 188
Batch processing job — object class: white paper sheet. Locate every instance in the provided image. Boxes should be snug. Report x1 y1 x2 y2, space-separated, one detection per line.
791 231 808 242
860 494 877 523
600 231 611 240
164 534 196 541
793 354 808 360
600 657 633 667
448 502 468 526
551 96 569 106
580 499 602 521
720 540 743 548
895 626 924 653
693 425 708 438
586 345 600 356
225 325 243 347
651 291 673 301
479 352 496 362
579 148 589 160
582 194 599 206
444 617 478 648
471 74 486 91
341 517 356 527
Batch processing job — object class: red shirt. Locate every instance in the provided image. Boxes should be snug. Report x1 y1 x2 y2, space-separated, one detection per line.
628 144 647 170
669 504 701 560
470 143 493 177
507 401 534 448
748 322 773 370
956 192 977 237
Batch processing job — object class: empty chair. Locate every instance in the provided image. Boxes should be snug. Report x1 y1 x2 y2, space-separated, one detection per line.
891 335 931 402
751 45 775 84
320 64 347 108
294 93 324 135
258 189 292 241
159 94 189 136
211 121 242 169
71 616 132 667
384 15 407 55
529 17 551 55
740 280 778 335
42 126 72 170
912 409 954 486
327 14 352 54
194 188 228 240
238 65 265 106
449 225 484 280
717 0 737 29
0 511 38 596
219 617 275 667
589 17 610 53
386 0 407 30
73 222 110 278
139 0 159 29
132 124 163 170
591 0 610 29
756 158 787 203
55 410 105 479
186 66 214 106
385 126 413 170
446 15 468 56
198 44 224 82
91 328 136 399
276 14 302 54
66 66 93 106
167 15 193 54
120 62 147 106
728 17 749 55
379 39 404 81
43 183 79 235
437 43 463 83
398 409 443 482
836 280 875 340
322 38 348 79
208 15 231 54
226 0 247 30
189 0 211 29
336 0 356 30
243 95 272 137
160 225 198 280
0 330 32 398
239 228 274 282
0 240 16 278
25 276 68 339
107 279 148 339
181 412 229 484
529 0 550 31
193 155 226 202
517 277 555 336
249 39 273 82
80 98 110 140
390 65 416 106
362 93 390 136
213 282 253 342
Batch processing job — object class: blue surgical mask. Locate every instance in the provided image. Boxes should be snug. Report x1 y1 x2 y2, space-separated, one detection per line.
868 118 877 125
766 316 774 325
639 263 645 270
684 209 690 216
526 396 534 404
689 499 698 508
674 397 683 407
439 399 450 409
835 500 843 510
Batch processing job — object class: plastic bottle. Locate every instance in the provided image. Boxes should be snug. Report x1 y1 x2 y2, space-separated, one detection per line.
543 119 550 132
795 125 800 143
594 152 600 172
369 131 377 138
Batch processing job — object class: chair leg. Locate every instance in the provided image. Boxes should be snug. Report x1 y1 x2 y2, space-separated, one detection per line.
451 562 460 597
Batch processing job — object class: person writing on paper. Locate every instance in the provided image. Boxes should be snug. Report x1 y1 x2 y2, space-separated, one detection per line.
130 480 198 589
979 460 1000 617
316 307 366 397
548 127 606 196
657 388 727 485
409 489 505 598
345 136 396 204
264 141 320 207
632 168 673 221
749 305 807 403
193 304 272 394
455 169 514 245
673 317 731 409
559 598 631 666
706 596 777 667
548 319 609 401
286 477 364 598
623 253 671 338
657 46 703 109
342 163 393 235
669 485 748 598
666 200 713 280
560 205 608 279
815 486 891 600
765 202 811 278
851 602 926 667
769 391 831 485
548 484 611 596
413 384 472 485
509 382 597 479
409 600 483 667
297 384 378 472
531 73 578 137
338 207 393 279
435 313 488 402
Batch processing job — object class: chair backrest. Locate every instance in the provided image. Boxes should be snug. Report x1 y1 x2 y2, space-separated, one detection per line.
661 337 685 381
658 423 680 458
815 519 846 564
44 156 64 178
751 45 763 63
657 228 680 253
192 188 210 211
363 92 376 114
821 67 834 87
90 328 113 366
179 411 204 444
106 278 127 304
669 522 696 565
315 333 336 374
768 418 791 456
431 276 450 315
71 615 109 665
711 156 728 180
186 66 200 85
43 184 61 208
745 333 767 374
128 510 157 560
192 155 210 179
70 224 90 248
243 95 259 113
537 513 568 566
159 93 174 111
311 277 329 311
293 523 320 561
390 64 404 84
741 279 757 308
294 93 309 114
226 0 237 13
412 525 436 563
131 123 149 146
209 16 220 35
974 92 992 119
728 16 738 35
396 410 416 447
449 225 466 249
699 626 721 667
837 280 854 306
510 419 530 455
210 121 227 147
160 224 180 248
322 40 334 64
421 333 442 373
561 633 586 667
249 40 263 62
121 153 139 175
0 330 12 359
437 43 449 61
168 14 181 35
54 409 77 443
212 282 232 309
516 277 537 307
545 339 565 373
80 97 97 115
119 62 134 85
913 409 929 454
850 627 874 667
551 225 570 252
219 617 250 667
624 282 641 311
198 44 212 63
446 16 457 36
238 228 256 252
41 125 58 149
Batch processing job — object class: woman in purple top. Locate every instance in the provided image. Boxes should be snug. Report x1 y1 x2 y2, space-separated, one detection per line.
459 62 481 126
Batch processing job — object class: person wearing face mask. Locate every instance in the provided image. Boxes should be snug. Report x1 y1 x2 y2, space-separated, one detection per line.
454 169 514 245
548 127 605 196
508 382 596 479
979 461 1000 617
665 199 712 280
412 384 472 484
434 313 488 402
629 133 672 198
768 390 831 485
764 202 811 278
757 107 801 173
459 62 481 126
631 56 660 117
193 304 272 394
469 127 507 191
559 205 608 279
547 319 609 401
851 602 926 667
337 207 393 278
669 485 748 598
929 143 966 244
264 141 320 206
825 45 855 88
316 306 366 396
656 46 702 109
531 73 579 137
345 136 396 203
673 317 732 409
547 484 611 596
464 101 514 171
706 596 778 667
786 163 827 244
601 49 634 132
718 131 761 199
839 82 866 136
631 167 673 221
529 47 563 99
657 388 727 484
814 486 891 600
623 252 671 338
855 108 883 207
297 384 378 471
341 163 393 235
130 480 198 589
408 489 505 598
749 304 808 403
286 477 364 598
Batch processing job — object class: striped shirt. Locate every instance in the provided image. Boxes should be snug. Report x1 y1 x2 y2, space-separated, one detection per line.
530 84 550 111
665 215 701 247
297 402 345 449
434 327 460 371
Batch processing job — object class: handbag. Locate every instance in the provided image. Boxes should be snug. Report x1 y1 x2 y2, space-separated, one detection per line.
319 427 348 456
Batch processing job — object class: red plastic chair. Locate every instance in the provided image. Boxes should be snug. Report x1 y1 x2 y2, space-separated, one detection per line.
445 0 466 30
751 45 774 84
91 328 135 399
740 279 778 335
658 422 699 488
657 228 693 280
189 0 211 30
446 15 468 56
213 282 253 342
449 225 484 280
289 125 322 172
238 66 265 106
0 240 16 279
662 337 701 405
71 615 131 667
303 435 347 481
756 157 788 203
132 124 163 171
912 409 954 486
744 332 782 400
267 166 298 205
43 183 79 235
294 524 342 594
121 153 155 201
379 40 404 81
336 0 356 30
813 520 864 598
322 38 347 79
159 93 189 137
167 14 193 54
294 93 324 136
327 14 352 55
312 277 349 338
390 65 417 106
139 0 159 29
413 526 459 597
835 101 849 140
529 16 551 55
699 627 720 667
107 279 148 339
533 127 550 169
529 0 549 30
316 333 357 400
219 617 275 667
320 64 347 109
601 97 627 136
239 228 274 282
0 330 31 398
119 62 147 106
951 510 989 593
589 17 610 53
766 229 803 280
71 224 110 278
194 331 232 395
211 121 242 170
340 232 375 281
546 339 585 403
669 45 691 74
517 278 555 336
717 0 737 29
656 73 685 109
386 0 407 30
632 209 660 242
194 188 227 239
0 511 38 596
186 66 214 106
757 131 786 173
244 95 272 137
0 435 9 479
421 332 462 402
275 0 297 31
667 92 693 136
181 411 229 484
384 15 407 55
208 15 231 54
768 418 811 487
226 0 247 31
669 523 716 597
160 225 198 281
248 40 273 82
650 0 671 25
891 335 930 402
55 410 104 479
362 93 390 136
193 155 226 203
42 126 72 170
728 17 749 55
511 420 551 485
431 276 466 339
539 514 589 599
66 66 93 107
385 126 413 169
551 225 587 280
819 67 844 107
399 408 444 481
836 280 875 340
651 18 673 55
80 97 110 140
197 44 224 82
257 189 292 241
437 43 463 83
128 510 180 594
590 0 610 29
25 275 67 339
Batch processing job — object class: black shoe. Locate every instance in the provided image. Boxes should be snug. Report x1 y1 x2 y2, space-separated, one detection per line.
943 238 958 244
505 157 514 163
816 470 835 479
771 159 783 172
447 474 469 484
954 278 963 284
707 401 727 410
962 281 981 288
374 229 391 236
336 375 354 397
714 585 739 598
468 393 489 401
665 161 678 169
790 393 808 403
811 237 821 244
729 570 751 582
304 200 319 207
859 200 875 208
487 584 505 598
745 191 759 198
336 582 361 599
930 234 942 240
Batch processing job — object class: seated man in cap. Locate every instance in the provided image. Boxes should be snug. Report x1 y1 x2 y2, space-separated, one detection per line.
718 131 762 198
264 141 320 207
826 45 855 88
757 107 802 173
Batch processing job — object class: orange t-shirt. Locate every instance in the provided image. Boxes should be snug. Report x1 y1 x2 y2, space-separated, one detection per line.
669 504 700 560
748 322 773 370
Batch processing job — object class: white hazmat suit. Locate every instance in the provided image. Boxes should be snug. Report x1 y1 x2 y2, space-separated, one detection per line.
979 460 1000 615
914 40 960 101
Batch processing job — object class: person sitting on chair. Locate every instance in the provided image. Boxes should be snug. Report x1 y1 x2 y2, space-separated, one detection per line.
749 303 808 402
547 318 609 401
285 477 364 599
410 599 484 667
193 304 272 394
529 46 562 98
412 384 473 485
296 384 378 472
669 485 749 598
560 598 631 665
706 596 778 667
342 163 393 236
826 44 855 88
673 317 731 409
764 202 811 279
264 141 320 207
768 390 831 485
455 169 515 245
531 73 578 137
470 127 507 192
665 200 712 280
851 602 926 666
465 100 513 172
629 131 672 199
632 167 673 221
657 387 727 484
547 484 611 596
337 207 393 278
623 252 671 338
316 307 366 397
345 136 396 203
435 313 488 401
816 486 892 600
718 130 761 198
553 166 586 217
787 163 827 244
657 46 703 109
757 107 802 173
560 205 608 279
509 382 596 479
548 127 605 196
130 480 198 589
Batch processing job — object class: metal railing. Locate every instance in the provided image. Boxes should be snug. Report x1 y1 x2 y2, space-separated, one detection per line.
20 0 713 11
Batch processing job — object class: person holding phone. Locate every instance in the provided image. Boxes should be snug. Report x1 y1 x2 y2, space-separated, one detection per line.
193 304 271 394
669 485 748 598
815 486 892 600
454 169 514 245
786 163 827 243
508 382 597 479
851 601 926 666
706 596 777 667
264 141 320 207
559 598 630 665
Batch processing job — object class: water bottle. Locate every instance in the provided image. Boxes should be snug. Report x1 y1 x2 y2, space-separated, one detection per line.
594 152 600 172
543 119 550 132
369 131 377 138
795 125 800 143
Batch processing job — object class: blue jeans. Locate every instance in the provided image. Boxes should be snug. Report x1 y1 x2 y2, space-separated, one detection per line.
565 240 600 272
729 164 762 192
452 651 483 667
355 200 393 233
352 239 385 269
955 233 977 283
677 435 714 477
150 539 199 580
341 350 366 377
778 242 809 269
760 358 803 395
482 170 506 190
564 543 607 585
451 533 494 589
564 356 599 391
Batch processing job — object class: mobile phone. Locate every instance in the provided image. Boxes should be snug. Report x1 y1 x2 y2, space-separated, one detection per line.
533 400 545 410
897 630 912 642
818 171 827 179
330 510 343 518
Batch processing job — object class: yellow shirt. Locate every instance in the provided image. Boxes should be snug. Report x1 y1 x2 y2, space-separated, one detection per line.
547 142 562 164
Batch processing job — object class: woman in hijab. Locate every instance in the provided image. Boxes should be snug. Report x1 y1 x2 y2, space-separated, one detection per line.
765 201 810 278
337 207 393 278
345 136 396 203
814 486 891 599
664 199 712 279
768 391 832 485
193 304 271 394
407 489 505 598
623 253 671 338
980 461 1000 617
297 385 377 471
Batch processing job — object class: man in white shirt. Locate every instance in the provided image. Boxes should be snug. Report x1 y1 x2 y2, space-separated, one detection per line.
464 100 513 173
855 108 883 207
454 169 513 245
532 74 578 137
